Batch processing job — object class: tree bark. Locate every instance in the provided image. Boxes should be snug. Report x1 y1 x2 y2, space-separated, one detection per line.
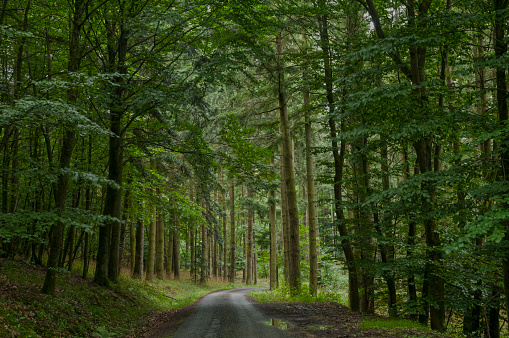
166 228 173 278
304 76 318 297
133 219 144 279
276 31 301 294
269 157 278 290
146 218 156 281
229 179 236 283
246 189 253 285
173 226 180 280
95 8 127 285
42 0 82 296
156 206 165 279
318 8 360 311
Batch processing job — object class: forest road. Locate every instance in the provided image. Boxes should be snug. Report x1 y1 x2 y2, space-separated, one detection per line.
172 287 288 338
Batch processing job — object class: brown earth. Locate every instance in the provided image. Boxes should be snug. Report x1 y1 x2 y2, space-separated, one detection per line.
134 294 445 338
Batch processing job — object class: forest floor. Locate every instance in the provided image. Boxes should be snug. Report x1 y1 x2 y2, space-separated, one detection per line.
135 292 445 338
0 259 445 338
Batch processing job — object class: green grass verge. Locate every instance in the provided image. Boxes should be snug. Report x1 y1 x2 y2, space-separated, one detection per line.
0 259 234 337
359 318 432 331
249 280 348 305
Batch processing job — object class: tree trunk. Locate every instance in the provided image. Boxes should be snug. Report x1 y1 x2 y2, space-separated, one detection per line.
379 143 397 316
229 179 236 283
201 213 208 283
130 222 136 273
304 68 318 296
269 160 278 290
493 1 509 330
95 4 128 286
42 0 82 296
166 228 173 278
173 227 180 280
190 226 196 278
221 170 228 282
276 31 300 294
318 9 359 311
280 146 290 282
133 219 144 279
156 206 165 279
146 218 156 281
246 189 253 285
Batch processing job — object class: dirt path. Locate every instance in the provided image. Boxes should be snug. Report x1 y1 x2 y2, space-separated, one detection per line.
135 288 445 338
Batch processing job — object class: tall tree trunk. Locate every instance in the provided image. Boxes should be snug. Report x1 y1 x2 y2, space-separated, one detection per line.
304 72 318 297
221 170 228 282
229 179 236 283
95 4 128 286
378 143 397 316
133 220 144 279
246 189 253 285
190 226 196 278
280 146 290 282
42 0 82 296
173 226 180 280
82 136 92 280
318 9 359 311
130 222 136 273
269 157 278 290
276 31 300 294
201 204 208 283
156 205 165 279
146 218 156 281
493 1 509 329
166 228 173 278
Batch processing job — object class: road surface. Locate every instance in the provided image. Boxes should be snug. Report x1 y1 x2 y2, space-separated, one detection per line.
173 287 288 338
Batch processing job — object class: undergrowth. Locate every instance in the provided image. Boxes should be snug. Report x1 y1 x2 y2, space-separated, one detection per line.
0 258 233 337
249 262 349 304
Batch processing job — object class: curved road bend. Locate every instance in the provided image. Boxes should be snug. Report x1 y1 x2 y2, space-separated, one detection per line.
173 287 288 338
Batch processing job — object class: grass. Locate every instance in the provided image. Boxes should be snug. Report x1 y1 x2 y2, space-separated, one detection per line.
0 258 237 337
359 318 433 332
249 282 348 304
249 270 349 305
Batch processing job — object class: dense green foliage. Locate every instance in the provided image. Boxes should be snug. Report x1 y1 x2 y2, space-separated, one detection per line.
1 0 509 336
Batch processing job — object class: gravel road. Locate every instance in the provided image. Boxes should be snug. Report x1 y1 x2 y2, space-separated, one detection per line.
173 287 288 338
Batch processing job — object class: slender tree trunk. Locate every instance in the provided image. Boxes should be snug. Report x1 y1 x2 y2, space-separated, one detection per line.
190 226 196 277
229 179 236 283
166 228 173 278
246 189 253 285
133 219 144 279
82 137 92 280
146 218 156 281
276 32 300 294
493 1 509 330
95 5 128 286
173 226 180 280
42 0 82 296
130 222 136 273
280 146 290 282
378 143 397 316
221 170 228 282
269 157 278 290
304 70 318 296
201 209 208 283
156 206 165 279
318 9 359 311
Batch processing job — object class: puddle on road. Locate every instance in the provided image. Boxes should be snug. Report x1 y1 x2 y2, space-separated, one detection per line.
264 318 288 330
